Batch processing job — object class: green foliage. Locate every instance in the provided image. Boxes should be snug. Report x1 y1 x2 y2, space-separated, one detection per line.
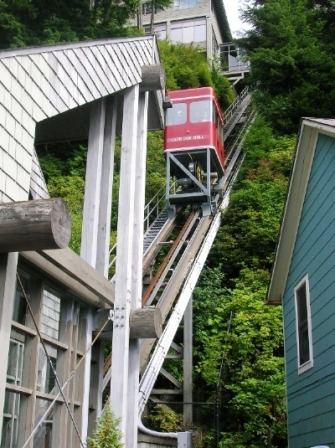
195 269 286 447
48 175 84 254
87 402 122 448
146 131 166 201
38 143 87 254
239 0 335 134
146 404 184 432
158 41 234 110
208 117 295 281
193 117 292 446
159 41 213 90
0 0 140 48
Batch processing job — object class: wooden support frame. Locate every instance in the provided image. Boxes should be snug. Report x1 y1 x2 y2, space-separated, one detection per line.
0 253 19 442
127 90 149 447
110 85 140 443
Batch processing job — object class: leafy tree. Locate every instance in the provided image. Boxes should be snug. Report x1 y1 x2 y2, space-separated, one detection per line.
239 0 335 134
0 0 141 48
37 143 87 253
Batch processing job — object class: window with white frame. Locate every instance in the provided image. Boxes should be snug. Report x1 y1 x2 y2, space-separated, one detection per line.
294 275 313 373
174 0 202 9
170 18 206 44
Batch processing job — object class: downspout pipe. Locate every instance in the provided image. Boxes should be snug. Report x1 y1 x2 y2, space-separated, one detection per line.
138 416 178 439
138 416 192 447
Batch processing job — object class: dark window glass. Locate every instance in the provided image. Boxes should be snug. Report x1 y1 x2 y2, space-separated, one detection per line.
13 273 30 325
296 282 310 366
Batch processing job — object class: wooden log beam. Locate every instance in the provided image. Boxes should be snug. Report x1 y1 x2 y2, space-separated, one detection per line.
129 308 162 339
0 198 71 253
140 64 165 92
93 308 162 340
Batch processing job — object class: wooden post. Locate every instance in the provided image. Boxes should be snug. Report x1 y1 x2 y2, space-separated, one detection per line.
0 198 71 252
80 98 105 442
96 97 117 277
81 99 106 266
127 91 149 448
0 253 18 442
110 85 139 443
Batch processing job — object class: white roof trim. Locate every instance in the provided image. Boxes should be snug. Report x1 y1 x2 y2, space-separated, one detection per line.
267 118 335 304
0 35 155 59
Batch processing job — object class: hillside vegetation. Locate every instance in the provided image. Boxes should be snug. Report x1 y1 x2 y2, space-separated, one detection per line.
3 0 335 446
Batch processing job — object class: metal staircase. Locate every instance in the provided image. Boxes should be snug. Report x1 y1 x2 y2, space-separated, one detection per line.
143 209 169 254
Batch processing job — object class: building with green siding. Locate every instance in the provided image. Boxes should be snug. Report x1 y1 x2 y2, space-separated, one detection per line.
267 118 335 448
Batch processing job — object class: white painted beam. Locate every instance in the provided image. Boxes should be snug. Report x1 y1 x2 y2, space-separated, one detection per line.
127 91 149 448
81 98 106 266
96 97 117 277
80 98 105 441
110 85 139 443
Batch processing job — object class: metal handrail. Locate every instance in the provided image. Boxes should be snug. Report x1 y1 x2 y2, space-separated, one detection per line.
224 87 249 124
143 185 166 233
108 186 167 274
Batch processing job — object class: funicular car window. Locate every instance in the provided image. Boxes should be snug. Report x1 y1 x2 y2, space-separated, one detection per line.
190 99 212 123
166 102 187 125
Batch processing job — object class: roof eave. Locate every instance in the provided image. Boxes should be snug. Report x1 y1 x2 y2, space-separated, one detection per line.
212 0 233 41
266 119 330 304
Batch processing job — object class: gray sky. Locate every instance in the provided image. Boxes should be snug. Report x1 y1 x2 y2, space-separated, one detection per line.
223 0 250 37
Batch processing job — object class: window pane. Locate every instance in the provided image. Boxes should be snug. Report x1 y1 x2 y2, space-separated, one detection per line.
295 281 311 367
194 23 206 42
7 338 24 386
34 400 53 448
37 344 58 394
183 25 194 43
170 27 183 43
2 391 20 448
154 24 167 40
174 0 202 9
166 103 187 125
190 100 212 123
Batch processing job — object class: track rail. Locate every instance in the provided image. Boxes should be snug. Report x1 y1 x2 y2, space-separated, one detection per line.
138 132 246 414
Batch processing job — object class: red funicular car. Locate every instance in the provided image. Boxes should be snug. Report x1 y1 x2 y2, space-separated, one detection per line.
164 87 225 214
